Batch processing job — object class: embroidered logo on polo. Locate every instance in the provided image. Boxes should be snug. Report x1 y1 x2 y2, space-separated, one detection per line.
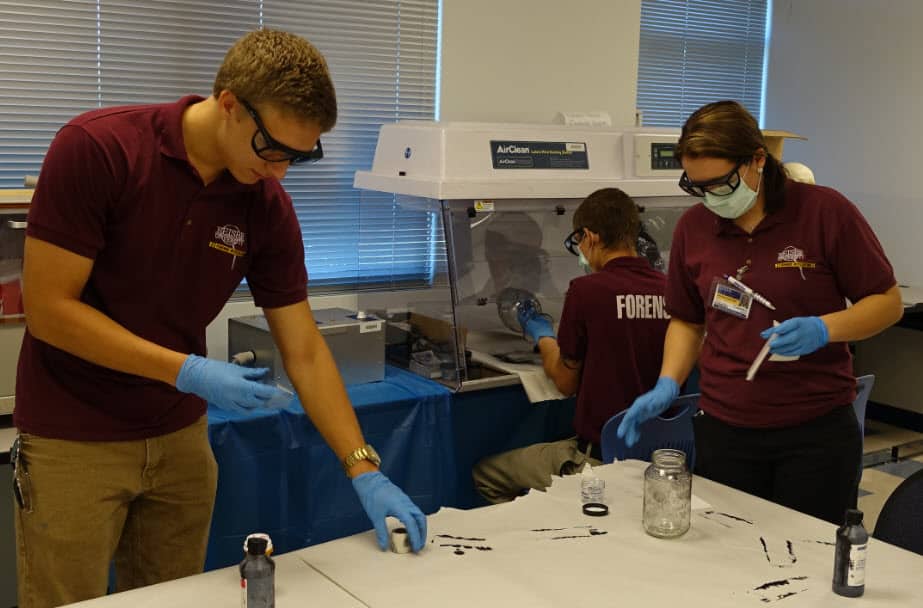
774 245 815 280
209 224 246 269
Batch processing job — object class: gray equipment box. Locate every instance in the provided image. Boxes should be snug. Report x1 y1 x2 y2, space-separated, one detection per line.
228 308 385 387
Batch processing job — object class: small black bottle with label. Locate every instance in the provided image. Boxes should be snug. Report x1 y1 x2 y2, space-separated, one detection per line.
240 534 275 608
832 508 868 597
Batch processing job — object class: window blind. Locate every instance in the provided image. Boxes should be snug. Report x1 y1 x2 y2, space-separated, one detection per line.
636 0 768 127
0 0 99 185
264 1 441 289
0 1 440 291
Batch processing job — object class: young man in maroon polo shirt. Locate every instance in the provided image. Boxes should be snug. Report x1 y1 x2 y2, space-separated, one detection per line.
13 29 425 608
473 188 669 503
617 100 903 524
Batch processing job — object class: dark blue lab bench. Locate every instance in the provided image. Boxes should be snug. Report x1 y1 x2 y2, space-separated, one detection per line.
205 365 454 569
205 364 577 569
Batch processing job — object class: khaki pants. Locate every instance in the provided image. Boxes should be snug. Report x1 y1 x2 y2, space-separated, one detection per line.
14 416 218 608
473 437 601 504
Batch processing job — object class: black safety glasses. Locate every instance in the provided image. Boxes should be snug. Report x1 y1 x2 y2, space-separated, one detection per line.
564 227 586 256
678 159 746 197
240 99 323 165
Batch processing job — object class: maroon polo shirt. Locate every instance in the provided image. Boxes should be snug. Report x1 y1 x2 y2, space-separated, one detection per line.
15 96 308 440
557 257 669 444
665 181 896 428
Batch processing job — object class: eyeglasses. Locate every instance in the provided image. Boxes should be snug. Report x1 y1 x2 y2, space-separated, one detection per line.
239 99 323 165
564 227 586 256
678 160 746 197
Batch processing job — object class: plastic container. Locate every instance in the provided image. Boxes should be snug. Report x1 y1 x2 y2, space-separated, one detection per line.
833 509 868 597
642 449 691 538
580 476 605 504
240 533 275 608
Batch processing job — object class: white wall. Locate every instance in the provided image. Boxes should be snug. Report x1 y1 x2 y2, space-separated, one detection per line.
765 0 923 414
764 0 923 287
439 0 641 124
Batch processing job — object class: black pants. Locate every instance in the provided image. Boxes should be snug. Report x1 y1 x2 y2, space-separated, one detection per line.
692 405 862 525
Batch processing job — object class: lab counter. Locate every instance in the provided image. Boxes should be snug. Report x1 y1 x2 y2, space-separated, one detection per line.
0 364 573 600
206 362 573 563
294 461 922 608
64 551 365 608
205 364 455 570
854 285 923 424
73 461 922 607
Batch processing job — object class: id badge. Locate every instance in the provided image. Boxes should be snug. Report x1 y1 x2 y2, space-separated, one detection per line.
709 276 753 319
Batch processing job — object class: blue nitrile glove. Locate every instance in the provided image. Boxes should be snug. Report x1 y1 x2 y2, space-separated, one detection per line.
616 377 680 447
516 302 555 343
760 316 829 357
352 471 427 552
175 354 285 413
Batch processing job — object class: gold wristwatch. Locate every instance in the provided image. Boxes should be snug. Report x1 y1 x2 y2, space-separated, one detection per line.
342 444 381 472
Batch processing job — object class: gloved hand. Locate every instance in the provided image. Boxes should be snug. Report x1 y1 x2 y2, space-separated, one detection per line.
616 377 680 447
352 471 427 553
760 316 829 357
175 354 286 413
516 302 555 343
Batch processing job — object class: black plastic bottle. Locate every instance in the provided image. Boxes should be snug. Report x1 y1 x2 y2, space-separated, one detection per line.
240 534 275 608
832 508 868 597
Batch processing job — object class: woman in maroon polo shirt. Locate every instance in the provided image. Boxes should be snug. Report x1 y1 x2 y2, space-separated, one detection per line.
616 100 903 524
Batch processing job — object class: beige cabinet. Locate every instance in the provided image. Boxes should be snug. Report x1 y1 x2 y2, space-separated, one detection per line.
0 323 22 415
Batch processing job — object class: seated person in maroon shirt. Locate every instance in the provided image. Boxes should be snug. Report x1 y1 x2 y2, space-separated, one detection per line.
13 29 424 608
617 100 903 524
473 188 669 503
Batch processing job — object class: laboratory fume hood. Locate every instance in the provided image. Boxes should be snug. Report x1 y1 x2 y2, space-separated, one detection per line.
353 121 695 392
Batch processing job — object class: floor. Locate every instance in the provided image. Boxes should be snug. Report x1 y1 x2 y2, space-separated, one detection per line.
858 419 923 531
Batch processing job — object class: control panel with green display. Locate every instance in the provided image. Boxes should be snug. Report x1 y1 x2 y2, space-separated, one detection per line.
651 142 681 170
632 133 683 177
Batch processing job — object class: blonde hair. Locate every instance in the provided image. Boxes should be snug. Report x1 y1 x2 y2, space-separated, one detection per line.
213 29 337 132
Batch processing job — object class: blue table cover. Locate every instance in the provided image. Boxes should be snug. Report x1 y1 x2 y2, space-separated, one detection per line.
450 387 576 509
205 365 453 570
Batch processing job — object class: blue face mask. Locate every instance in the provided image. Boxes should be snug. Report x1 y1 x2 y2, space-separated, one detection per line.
578 251 592 274
704 164 761 219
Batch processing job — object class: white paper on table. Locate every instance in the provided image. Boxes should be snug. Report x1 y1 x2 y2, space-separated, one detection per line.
691 494 712 511
469 349 564 403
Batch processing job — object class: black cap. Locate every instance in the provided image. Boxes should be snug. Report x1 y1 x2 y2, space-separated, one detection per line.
247 536 269 556
845 509 864 526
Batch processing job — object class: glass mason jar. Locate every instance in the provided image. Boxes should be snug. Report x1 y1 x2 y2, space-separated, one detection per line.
642 449 692 538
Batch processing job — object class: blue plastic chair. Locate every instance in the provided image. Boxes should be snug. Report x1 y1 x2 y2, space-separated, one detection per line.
600 394 699 467
853 374 875 439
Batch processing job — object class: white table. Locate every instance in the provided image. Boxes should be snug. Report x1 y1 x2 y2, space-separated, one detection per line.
63 552 365 607
295 461 922 607
46 460 922 607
